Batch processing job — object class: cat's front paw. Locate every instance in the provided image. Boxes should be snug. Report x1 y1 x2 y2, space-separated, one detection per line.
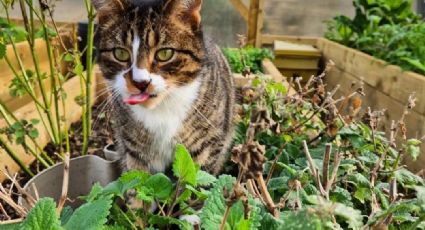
125 189 144 210
125 189 158 212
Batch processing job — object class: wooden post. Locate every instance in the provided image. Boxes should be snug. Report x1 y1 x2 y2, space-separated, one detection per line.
247 0 265 47
229 0 249 22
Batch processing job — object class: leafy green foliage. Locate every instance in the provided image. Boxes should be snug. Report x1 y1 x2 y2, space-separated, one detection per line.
21 198 61 230
325 0 425 75
173 144 197 186
222 47 273 74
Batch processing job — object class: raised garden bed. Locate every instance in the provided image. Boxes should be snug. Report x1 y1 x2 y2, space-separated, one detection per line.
261 34 425 172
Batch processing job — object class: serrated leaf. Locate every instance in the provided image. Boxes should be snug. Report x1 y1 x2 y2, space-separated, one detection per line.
395 168 424 187
63 196 113 230
200 175 236 229
347 173 370 187
173 144 197 186
333 203 364 229
22 198 61 230
196 170 217 186
354 187 371 204
148 214 193 230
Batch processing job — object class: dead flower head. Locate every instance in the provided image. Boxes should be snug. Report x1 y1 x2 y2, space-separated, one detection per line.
231 141 266 181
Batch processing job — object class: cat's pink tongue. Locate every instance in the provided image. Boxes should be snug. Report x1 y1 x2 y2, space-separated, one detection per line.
124 93 150 105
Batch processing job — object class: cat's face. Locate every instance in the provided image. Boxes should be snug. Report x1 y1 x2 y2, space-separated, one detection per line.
94 0 205 109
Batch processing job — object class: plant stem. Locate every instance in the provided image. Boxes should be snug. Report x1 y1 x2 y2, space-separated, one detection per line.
0 137 34 177
81 0 96 155
19 0 59 144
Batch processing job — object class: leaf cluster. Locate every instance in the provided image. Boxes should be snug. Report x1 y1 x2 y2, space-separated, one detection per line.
325 0 425 75
222 47 274 74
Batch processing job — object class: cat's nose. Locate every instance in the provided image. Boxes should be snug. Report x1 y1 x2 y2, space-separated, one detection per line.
131 79 151 93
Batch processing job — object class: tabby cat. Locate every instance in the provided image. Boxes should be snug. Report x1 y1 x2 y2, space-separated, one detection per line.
93 0 234 175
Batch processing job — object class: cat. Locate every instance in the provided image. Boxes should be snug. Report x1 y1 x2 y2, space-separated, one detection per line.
93 0 235 176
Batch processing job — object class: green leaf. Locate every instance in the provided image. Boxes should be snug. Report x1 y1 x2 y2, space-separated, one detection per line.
196 170 217 186
63 196 113 230
0 42 5 59
333 203 364 229
173 144 197 186
21 198 61 230
30 119 40 125
354 187 371 204
28 129 39 139
347 173 370 187
406 139 422 161
395 168 424 187
200 175 236 229
148 215 193 230
60 206 74 226
144 173 173 201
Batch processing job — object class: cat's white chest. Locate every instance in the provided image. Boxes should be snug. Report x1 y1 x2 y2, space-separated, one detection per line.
129 80 201 172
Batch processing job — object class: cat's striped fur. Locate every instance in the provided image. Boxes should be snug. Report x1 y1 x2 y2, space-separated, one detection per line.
94 0 234 175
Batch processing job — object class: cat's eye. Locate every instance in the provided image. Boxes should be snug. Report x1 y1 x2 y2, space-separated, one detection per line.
155 48 175 62
113 48 131 62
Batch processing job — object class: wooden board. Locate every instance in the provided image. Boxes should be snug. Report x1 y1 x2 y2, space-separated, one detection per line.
316 38 425 116
0 70 99 182
274 57 319 69
274 40 321 57
0 39 50 111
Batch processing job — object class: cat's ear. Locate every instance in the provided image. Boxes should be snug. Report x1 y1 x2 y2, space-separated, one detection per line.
165 0 203 31
92 0 126 20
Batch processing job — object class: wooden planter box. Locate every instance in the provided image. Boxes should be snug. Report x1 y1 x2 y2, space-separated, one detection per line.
0 39 51 112
261 34 425 172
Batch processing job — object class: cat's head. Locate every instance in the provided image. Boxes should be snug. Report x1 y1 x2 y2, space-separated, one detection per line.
94 0 205 109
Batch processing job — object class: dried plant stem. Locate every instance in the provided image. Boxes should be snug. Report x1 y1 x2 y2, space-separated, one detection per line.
302 141 326 196
256 175 279 218
0 202 10 220
219 205 231 230
322 144 332 190
57 153 70 213
265 144 286 185
0 191 27 217
325 150 341 193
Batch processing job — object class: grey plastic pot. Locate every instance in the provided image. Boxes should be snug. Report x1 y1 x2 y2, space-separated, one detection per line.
21 146 121 209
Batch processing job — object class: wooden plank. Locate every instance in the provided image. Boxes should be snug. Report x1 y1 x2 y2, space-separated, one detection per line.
317 38 425 115
0 39 50 112
229 0 249 22
274 57 319 70
261 58 286 82
254 0 265 48
0 70 98 182
260 34 319 46
247 0 262 46
274 40 321 57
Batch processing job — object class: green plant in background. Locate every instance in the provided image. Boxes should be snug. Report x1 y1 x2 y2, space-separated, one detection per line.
222 47 273 74
325 0 425 75
0 0 96 176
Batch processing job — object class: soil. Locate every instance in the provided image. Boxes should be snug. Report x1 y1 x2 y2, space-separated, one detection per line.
0 102 116 221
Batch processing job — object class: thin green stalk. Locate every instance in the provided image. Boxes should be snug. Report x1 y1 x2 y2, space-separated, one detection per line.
0 101 53 167
0 136 34 177
3 47 55 142
82 0 96 155
21 0 60 145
